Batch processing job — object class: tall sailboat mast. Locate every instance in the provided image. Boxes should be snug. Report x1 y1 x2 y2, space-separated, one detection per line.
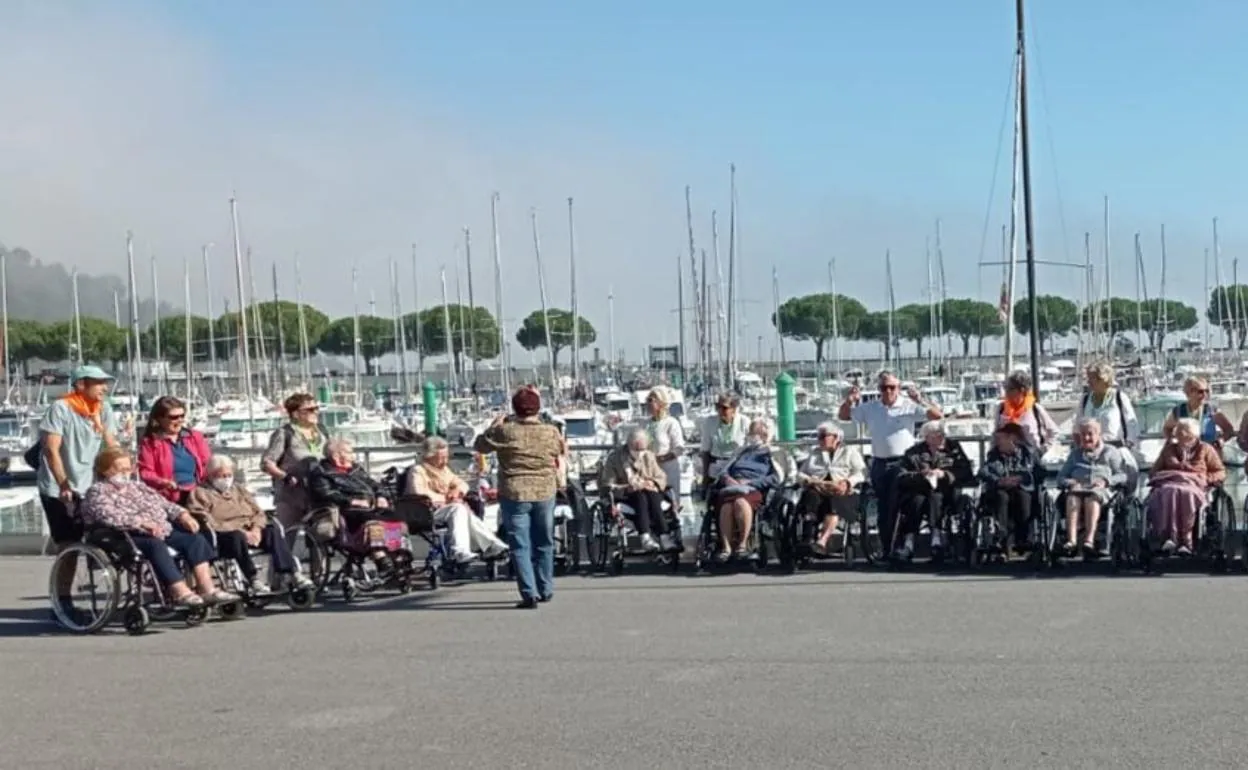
227 197 256 443
1 252 9 401
201 243 219 391
271 263 288 393
567 197 581 387
1016 0 1042 391
439 267 457 394
463 227 479 391
677 254 687 382
530 210 557 396
294 258 312 387
725 163 738 384
490 193 509 394
125 231 144 396
828 260 842 372
71 269 83 365
684 186 703 385
410 244 424 387
183 255 194 394
151 255 166 394
350 266 362 406
1004 47 1022 374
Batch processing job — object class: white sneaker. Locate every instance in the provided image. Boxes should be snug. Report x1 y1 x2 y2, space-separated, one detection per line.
453 551 477 565
931 530 945 549
249 578 271 594
904 534 916 552
290 573 315 591
639 534 660 552
659 534 678 551
1161 539 1176 553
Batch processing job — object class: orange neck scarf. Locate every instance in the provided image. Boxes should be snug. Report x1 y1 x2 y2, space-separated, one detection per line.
1000 391 1036 424
60 392 104 433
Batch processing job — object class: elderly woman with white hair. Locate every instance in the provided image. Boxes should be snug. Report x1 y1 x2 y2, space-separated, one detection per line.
406 436 509 564
644 387 686 506
600 428 675 552
1056 418 1129 557
796 422 866 555
185 455 313 594
1076 362 1139 448
1165 375 1234 447
709 419 784 561
1149 417 1225 555
892 420 973 561
308 438 401 571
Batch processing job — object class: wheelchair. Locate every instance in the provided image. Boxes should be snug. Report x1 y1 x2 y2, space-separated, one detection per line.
967 482 1058 568
193 514 316 611
298 506 423 602
589 486 683 575
776 482 867 572
393 494 508 587
49 525 242 635
884 484 977 568
1041 482 1141 568
1133 483 1239 574
693 483 786 572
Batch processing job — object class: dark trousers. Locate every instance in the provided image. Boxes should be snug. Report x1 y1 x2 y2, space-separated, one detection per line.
622 490 667 536
869 457 903 543
896 487 944 538
214 525 296 579
983 486 1032 543
131 529 215 585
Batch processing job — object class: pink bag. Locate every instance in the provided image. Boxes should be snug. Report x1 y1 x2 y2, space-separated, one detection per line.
343 520 409 553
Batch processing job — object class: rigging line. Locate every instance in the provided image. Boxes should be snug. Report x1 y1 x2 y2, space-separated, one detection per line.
1025 3 1075 267
974 52 1022 273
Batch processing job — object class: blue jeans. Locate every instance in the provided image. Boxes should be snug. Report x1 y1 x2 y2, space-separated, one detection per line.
131 529 216 585
869 457 903 551
500 497 555 601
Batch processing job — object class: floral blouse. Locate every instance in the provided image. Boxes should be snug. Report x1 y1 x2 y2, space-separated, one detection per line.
81 478 185 539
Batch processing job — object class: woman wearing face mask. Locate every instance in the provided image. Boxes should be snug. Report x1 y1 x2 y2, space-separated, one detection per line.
600 428 675 552
1148 418 1225 556
185 455 314 595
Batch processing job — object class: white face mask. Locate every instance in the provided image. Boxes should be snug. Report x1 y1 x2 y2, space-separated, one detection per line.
211 476 234 492
107 473 128 485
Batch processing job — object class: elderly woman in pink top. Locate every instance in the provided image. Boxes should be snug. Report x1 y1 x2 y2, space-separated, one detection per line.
81 447 237 607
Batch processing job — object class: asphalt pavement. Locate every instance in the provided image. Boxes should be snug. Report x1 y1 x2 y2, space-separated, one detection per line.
2 557 1248 769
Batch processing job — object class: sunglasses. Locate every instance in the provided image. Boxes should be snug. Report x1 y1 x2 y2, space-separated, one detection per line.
879 384 898 392
299 406 320 413
167 413 186 421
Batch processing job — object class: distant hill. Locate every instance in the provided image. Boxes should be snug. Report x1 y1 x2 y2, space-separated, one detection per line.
0 244 174 323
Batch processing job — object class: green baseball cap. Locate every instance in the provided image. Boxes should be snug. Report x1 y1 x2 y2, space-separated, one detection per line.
70 365 115 383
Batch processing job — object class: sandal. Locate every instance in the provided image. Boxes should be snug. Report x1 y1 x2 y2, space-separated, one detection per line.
173 593 205 607
200 590 240 605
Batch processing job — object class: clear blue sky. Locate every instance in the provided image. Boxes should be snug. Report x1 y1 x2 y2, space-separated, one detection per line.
5 0 1247 360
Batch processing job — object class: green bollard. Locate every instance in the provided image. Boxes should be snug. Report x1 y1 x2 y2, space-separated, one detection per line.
422 380 439 437
775 372 796 442
316 385 330 404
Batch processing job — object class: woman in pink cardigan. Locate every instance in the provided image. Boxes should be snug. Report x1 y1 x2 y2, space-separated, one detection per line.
137 396 212 504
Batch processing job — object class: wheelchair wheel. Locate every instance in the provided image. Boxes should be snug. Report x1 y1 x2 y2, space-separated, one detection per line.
289 527 330 593
49 543 121 635
287 586 315 610
122 606 149 636
217 600 246 621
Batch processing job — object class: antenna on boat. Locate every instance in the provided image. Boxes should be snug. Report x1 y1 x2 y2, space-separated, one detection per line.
1016 0 1043 393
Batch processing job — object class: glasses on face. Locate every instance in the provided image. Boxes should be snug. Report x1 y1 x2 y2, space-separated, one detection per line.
299 406 320 414
167 413 186 421
880 384 898 392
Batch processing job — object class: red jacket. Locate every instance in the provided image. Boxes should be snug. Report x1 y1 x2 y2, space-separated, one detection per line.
137 429 213 502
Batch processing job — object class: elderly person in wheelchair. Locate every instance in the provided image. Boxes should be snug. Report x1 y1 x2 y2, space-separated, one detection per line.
1056 417 1129 558
307 438 401 574
977 422 1040 553
405 436 509 564
185 455 314 594
80 447 238 607
794 422 865 555
1147 417 1226 556
600 427 678 553
892 420 973 561
708 419 783 562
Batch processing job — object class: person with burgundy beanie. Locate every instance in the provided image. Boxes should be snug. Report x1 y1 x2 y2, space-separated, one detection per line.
475 386 566 609
137 396 212 505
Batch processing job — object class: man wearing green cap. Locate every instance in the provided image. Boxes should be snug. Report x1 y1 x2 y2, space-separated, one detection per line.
40 365 120 618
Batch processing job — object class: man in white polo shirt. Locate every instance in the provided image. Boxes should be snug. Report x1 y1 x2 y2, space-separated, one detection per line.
837 371 943 555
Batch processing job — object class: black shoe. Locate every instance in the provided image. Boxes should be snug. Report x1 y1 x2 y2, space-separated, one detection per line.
516 597 539 609
538 594 552 604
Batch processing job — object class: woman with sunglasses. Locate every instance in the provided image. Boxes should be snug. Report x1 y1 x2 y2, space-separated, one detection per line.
1164 376 1233 448
137 396 212 504
262 393 331 527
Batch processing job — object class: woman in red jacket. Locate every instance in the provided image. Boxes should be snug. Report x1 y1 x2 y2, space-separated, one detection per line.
137 396 212 504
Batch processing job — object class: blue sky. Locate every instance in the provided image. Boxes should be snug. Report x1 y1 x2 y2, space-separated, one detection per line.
2 0 1246 363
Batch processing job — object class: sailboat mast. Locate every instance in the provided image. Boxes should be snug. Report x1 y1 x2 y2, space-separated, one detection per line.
389 259 405 396
439 267 458 394
711 211 728 387
926 237 936 373
410 244 424 388
115 291 131 391
350 266 362 406
677 254 686 382
607 285 616 382
183 255 193 393
490 193 509 394
463 227 479 391
1102 196 1111 358
202 244 219 389
1 252 9 400
246 248 270 396
828 260 841 373
683 187 700 384
885 250 897 368
530 210 557 397
151 256 166 394
1016 0 1042 391
567 197 581 388
1214 218 1231 351
771 267 785 368
71 269 83 365
271 263 287 392
1159 224 1169 358
934 219 947 365
227 197 256 443
726 163 737 385
1004 47 1021 375
1133 233 1144 352
125 231 144 396
294 258 311 387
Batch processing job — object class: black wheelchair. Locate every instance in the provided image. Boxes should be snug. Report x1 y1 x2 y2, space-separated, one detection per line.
1130 482 1240 574
295 503 423 602
776 482 868 572
693 482 787 572
193 514 316 611
1041 482 1142 568
392 493 508 587
883 482 978 568
49 525 242 635
967 479 1059 568
589 486 684 575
